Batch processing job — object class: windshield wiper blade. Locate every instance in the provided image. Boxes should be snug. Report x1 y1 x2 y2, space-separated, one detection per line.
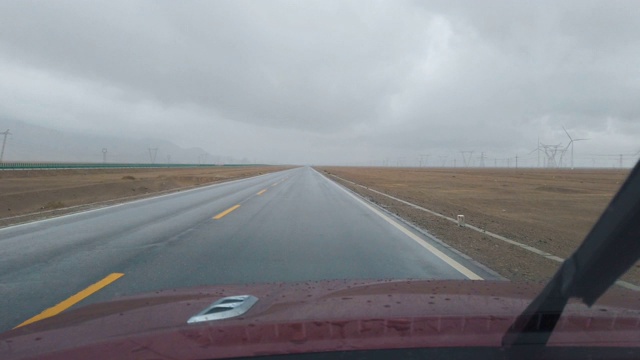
502 160 640 350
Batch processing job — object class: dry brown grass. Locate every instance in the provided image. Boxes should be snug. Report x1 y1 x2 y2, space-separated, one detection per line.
0 166 290 225
317 166 639 284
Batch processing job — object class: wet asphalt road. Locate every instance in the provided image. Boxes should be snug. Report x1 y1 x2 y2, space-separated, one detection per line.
0 166 497 332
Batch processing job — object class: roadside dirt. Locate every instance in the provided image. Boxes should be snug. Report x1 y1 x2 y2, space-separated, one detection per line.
317 167 640 285
0 166 290 227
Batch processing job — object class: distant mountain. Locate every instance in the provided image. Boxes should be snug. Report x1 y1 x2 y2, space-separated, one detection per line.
0 118 234 164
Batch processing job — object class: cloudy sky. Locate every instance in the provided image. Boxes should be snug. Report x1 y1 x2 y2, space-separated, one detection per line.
1 0 639 166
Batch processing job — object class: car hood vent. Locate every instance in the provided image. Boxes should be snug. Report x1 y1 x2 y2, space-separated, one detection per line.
187 295 258 324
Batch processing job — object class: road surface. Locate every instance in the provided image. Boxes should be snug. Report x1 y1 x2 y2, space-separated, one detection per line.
0 167 498 332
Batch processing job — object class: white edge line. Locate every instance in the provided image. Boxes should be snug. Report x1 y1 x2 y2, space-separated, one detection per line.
327 173 640 291
615 280 640 291
332 174 564 260
313 168 483 280
0 168 296 232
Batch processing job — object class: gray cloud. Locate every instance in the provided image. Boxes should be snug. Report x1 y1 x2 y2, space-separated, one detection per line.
0 0 639 165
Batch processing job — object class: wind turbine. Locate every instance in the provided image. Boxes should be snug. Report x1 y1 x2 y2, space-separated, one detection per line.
563 126 589 169
529 137 543 167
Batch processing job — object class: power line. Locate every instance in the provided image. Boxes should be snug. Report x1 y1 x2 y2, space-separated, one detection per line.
461 151 474 167
0 129 11 162
419 154 430 167
148 147 158 164
478 152 487 167
438 155 448 167
539 143 563 168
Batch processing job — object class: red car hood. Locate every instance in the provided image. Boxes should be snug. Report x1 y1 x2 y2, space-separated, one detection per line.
1 279 639 359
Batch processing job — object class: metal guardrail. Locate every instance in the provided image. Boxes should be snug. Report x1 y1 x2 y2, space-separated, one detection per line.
0 162 261 170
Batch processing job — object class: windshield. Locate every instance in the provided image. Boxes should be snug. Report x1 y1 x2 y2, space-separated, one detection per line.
1 1 639 358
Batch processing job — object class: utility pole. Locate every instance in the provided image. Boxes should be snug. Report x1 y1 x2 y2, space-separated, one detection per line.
419 154 430 167
102 148 108 163
620 154 623 168
148 148 158 164
198 154 208 165
515 155 518 169
540 143 563 168
438 155 448 167
461 151 474 167
479 152 487 167
0 129 11 162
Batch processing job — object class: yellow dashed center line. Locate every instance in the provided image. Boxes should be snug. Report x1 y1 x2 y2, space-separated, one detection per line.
257 189 267 196
213 204 241 220
15 272 125 329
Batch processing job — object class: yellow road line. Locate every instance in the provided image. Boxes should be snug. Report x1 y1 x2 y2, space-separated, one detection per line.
213 204 241 219
15 272 125 329
257 189 267 195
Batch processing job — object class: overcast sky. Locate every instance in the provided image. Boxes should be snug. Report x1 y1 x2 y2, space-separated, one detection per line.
1 0 639 166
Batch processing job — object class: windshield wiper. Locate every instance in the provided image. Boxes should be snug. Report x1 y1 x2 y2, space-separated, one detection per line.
502 160 640 352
